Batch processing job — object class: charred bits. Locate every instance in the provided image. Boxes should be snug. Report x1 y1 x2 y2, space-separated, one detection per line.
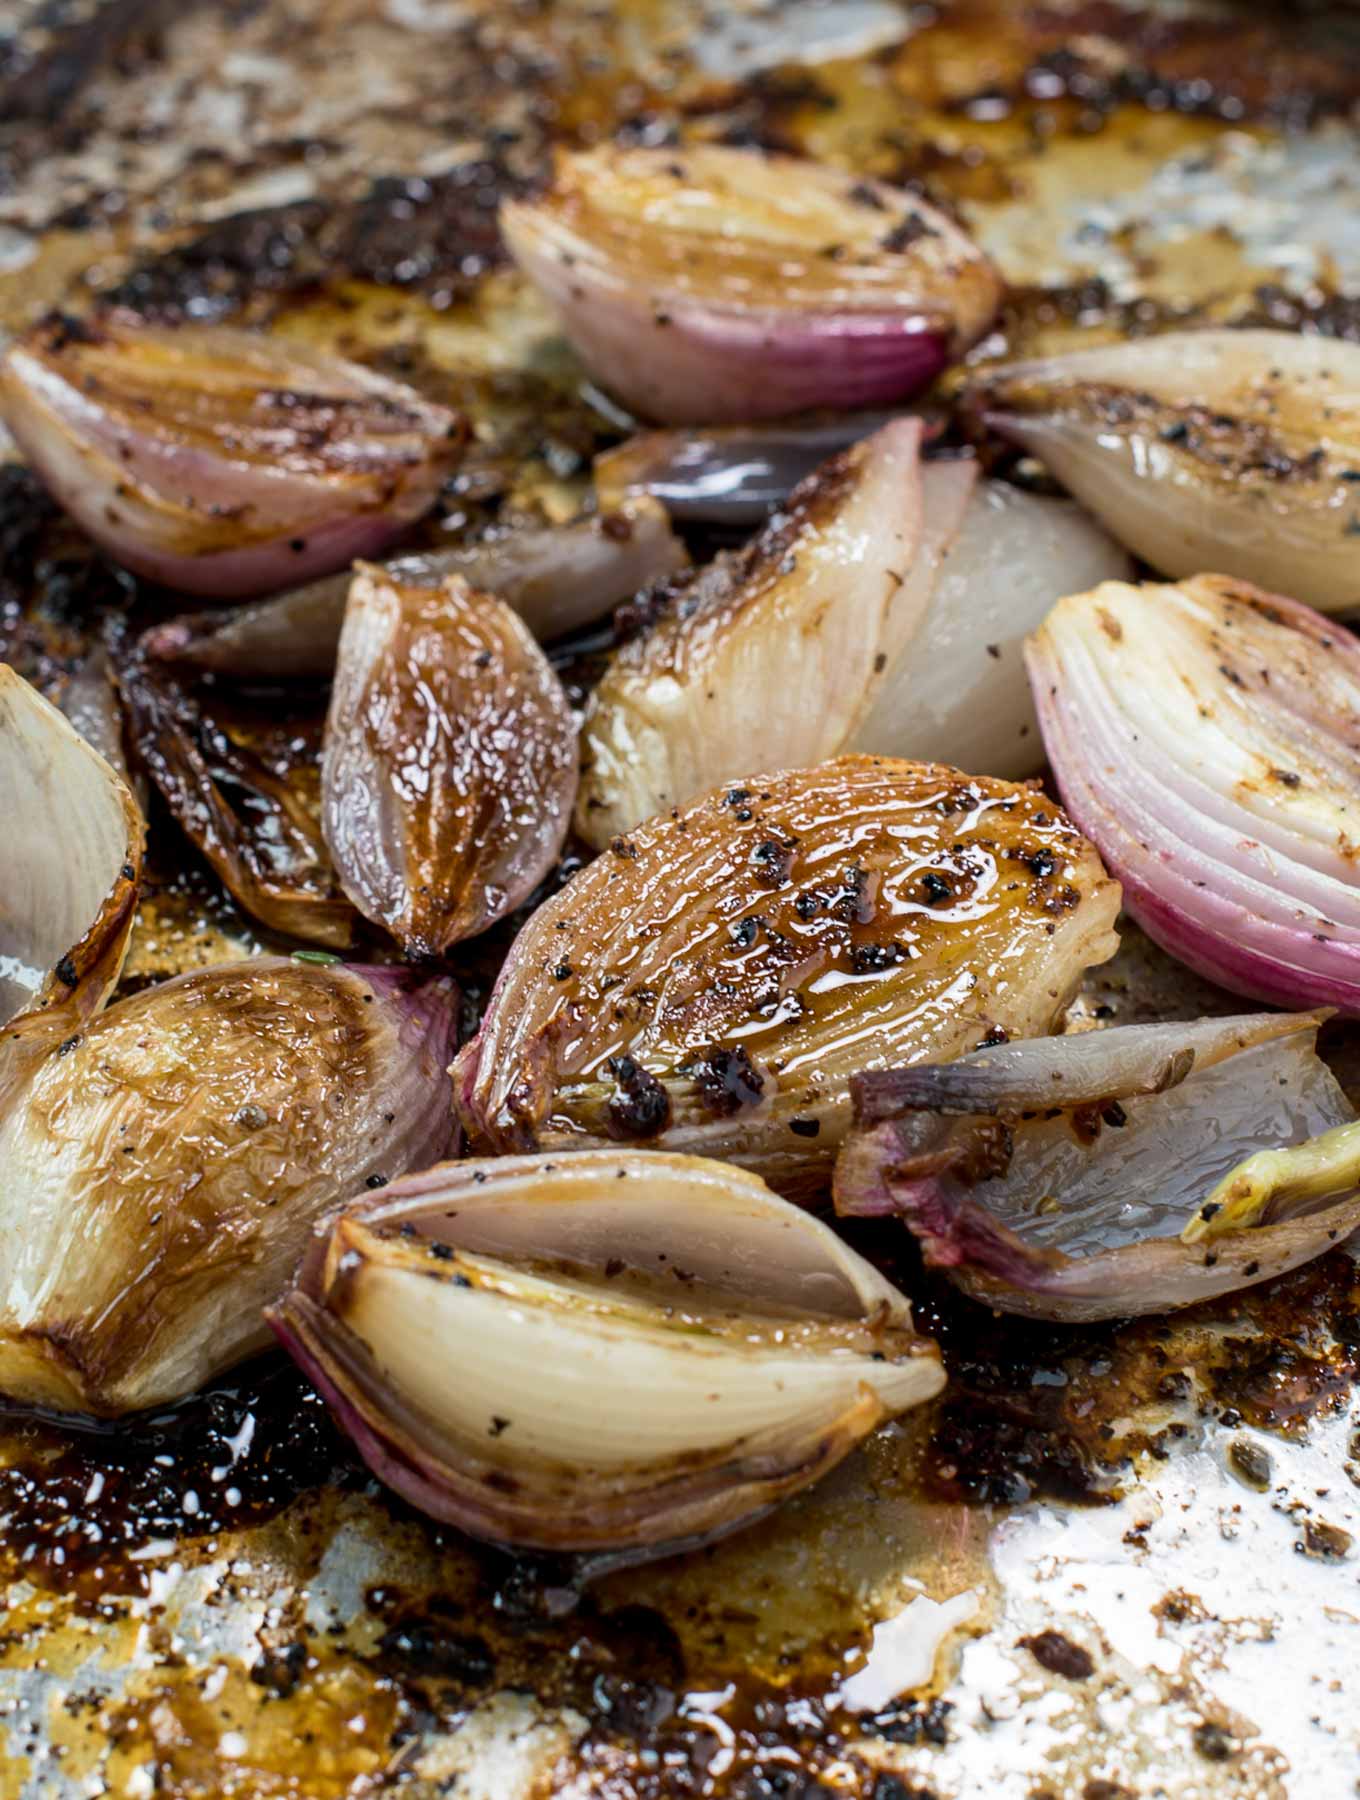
606 1056 672 1139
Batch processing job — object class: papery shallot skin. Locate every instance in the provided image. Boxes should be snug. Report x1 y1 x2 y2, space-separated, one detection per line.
836 1013 1360 1322
0 312 464 597
456 755 1121 1199
971 329 1360 613
502 145 1002 425
0 957 457 1416
142 500 688 681
322 566 578 955
268 1150 943 1561
575 418 929 847
0 664 144 1031
1026 574 1360 1014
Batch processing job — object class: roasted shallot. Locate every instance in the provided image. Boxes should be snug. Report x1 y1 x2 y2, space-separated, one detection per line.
0 665 143 1031
457 755 1120 1198
269 1150 943 1560
836 1013 1360 1322
971 329 1360 614
0 958 456 1414
1027 575 1360 1013
322 566 578 955
0 313 463 597
851 476 1132 778
576 418 929 846
503 145 1001 424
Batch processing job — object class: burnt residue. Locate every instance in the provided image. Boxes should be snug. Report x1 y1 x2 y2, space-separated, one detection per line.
0 463 138 706
682 1044 766 1116
0 0 201 127
0 1358 357 1604
606 1055 673 1139
97 158 527 322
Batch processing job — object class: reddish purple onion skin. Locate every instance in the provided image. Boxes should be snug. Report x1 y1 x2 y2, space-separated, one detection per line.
0 314 464 598
532 288 952 426
502 146 1001 426
109 511 415 600
1026 574 1360 1016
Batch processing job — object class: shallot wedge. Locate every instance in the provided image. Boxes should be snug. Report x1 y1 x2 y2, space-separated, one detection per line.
836 1013 1360 1323
851 479 1132 778
141 501 688 681
970 329 1360 613
0 958 457 1415
322 566 578 955
0 664 143 1030
456 755 1121 1200
268 1151 943 1561
575 418 931 847
118 658 356 948
1026 574 1360 1013
502 145 1001 424
0 312 463 597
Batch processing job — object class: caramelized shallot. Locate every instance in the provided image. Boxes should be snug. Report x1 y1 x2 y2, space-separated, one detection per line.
0 312 463 597
503 145 1001 424
457 755 1120 1198
322 566 578 955
0 958 457 1414
576 418 930 846
971 329 1360 613
142 501 688 680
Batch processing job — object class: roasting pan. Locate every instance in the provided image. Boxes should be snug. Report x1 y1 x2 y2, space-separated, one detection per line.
1 2 1359 1795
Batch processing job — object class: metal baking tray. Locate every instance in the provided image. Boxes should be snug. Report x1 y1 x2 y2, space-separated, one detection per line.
1 2 1358 1795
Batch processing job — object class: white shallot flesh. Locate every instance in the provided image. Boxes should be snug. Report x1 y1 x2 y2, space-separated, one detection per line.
0 664 143 1033
851 476 1132 779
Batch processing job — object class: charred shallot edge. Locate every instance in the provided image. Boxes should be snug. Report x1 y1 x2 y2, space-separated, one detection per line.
576 417 930 846
850 475 1132 780
267 1149 944 1562
835 1013 1360 1322
502 144 1002 425
0 311 464 598
117 655 357 949
455 754 1120 1201
968 328 1360 614
0 664 144 1034
0 957 457 1415
321 565 578 955
1026 574 1360 1012
140 500 688 681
